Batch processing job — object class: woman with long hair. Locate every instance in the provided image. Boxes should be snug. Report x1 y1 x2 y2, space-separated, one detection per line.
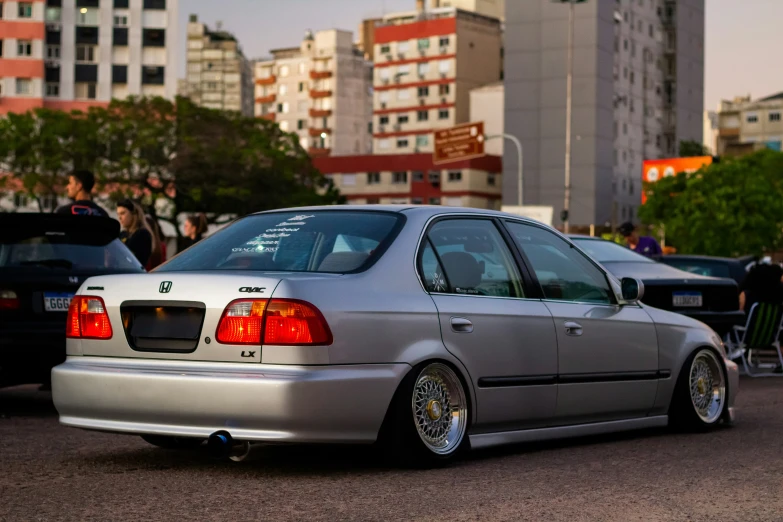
117 199 159 267
181 213 208 250
145 205 167 270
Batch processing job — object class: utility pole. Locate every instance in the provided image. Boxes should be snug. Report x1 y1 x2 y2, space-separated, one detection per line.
563 0 575 233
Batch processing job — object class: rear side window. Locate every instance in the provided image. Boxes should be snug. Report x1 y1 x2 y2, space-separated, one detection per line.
0 237 142 271
157 211 403 273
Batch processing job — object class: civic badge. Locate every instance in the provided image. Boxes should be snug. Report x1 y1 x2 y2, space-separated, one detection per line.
159 281 173 293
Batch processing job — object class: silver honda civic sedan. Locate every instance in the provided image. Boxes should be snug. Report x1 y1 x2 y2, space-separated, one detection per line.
52 206 738 466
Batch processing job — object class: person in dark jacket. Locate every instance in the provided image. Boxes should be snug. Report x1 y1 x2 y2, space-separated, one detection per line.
181 213 208 250
56 169 108 216
739 259 783 314
117 199 154 267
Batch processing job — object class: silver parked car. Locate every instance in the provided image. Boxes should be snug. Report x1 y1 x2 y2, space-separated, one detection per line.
52 206 738 466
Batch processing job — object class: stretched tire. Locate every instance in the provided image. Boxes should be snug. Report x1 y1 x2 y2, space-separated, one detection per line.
381 362 469 468
670 348 728 431
141 435 205 450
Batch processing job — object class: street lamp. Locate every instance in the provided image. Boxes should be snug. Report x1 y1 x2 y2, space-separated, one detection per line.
486 134 524 207
555 0 586 232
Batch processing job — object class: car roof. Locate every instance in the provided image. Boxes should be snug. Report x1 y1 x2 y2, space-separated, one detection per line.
0 212 120 245
252 205 549 226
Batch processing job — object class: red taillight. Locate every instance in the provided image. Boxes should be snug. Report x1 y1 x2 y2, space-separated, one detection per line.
66 296 113 340
264 299 332 345
215 298 332 346
0 290 20 310
216 300 267 345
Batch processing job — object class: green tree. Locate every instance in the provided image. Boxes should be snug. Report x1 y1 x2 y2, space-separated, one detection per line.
639 149 783 257
679 140 710 157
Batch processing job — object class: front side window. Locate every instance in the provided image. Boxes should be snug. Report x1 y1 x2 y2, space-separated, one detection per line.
506 222 613 304
422 219 524 298
157 211 404 274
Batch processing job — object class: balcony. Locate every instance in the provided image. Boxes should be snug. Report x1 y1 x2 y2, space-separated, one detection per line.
308 147 331 157
718 127 740 138
256 75 276 86
255 94 276 104
309 127 332 137
310 89 332 99
309 108 333 118
258 113 276 122
310 70 333 80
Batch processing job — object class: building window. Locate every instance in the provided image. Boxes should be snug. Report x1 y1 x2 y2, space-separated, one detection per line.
417 62 429 76
77 8 99 25
396 139 409 149
76 45 97 63
279 65 289 77
439 84 450 96
412 171 424 182
412 198 423 205
279 121 289 131
298 62 306 75
380 44 391 55
378 139 391 150
398 41 410 53
747 113 759 123
770 112 781 122
18 2 33 18
379 115 389 125
277 102 289 113
45 83 60 97
448 171 462 182
428 171 440 184
438 109 449 120
143 0 166 8
392 171 408 184
16 78 33 95
75 82 97 100
46 45 60 59
114 15 128 26
397 89 411 101
487 174 496 186
367 172 381 184
397 114 409 124
366 198 380 205
416 135 429 147
439 60 450 74
17 40 33 57
0 40 3 57
418 86 429 97
439 37 450 48
298 82 306 92
417 110 429 122
341 174 357 186
429 197 441 205
279 84 288 95
417 38 430 50
45 7 61 22
297 119 306 130
13 193 29 208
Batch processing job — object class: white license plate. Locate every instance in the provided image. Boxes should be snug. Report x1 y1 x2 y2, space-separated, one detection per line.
44 293 73 312
673 292 702 307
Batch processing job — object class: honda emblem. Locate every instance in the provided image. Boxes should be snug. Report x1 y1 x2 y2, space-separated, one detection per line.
159 281 173 293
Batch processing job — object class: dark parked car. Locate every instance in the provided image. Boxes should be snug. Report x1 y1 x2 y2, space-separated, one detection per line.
570 236 744 336
0 213 144 388
659 255 754 288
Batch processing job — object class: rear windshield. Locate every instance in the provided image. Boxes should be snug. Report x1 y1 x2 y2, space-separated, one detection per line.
157 211 404 273
0 237 143 271
663 260 732 279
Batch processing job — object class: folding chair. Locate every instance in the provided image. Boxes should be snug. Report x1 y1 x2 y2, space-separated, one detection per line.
725 302 783 377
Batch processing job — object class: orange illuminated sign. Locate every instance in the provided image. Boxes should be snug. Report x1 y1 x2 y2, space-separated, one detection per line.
641 156 713 203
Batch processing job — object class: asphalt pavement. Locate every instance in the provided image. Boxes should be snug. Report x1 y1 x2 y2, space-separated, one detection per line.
2 378 783 521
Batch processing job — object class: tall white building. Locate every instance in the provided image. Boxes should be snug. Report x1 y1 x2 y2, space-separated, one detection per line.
0 0 179 115
254 30 373 157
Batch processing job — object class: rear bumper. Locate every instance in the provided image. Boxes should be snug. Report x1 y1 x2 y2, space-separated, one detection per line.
52 357 409 443
681 310 745 336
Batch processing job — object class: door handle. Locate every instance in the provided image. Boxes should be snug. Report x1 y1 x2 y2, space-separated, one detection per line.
564 321 583 336
451 317 474 333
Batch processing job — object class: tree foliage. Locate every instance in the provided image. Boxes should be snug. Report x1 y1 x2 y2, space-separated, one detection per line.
639 149 783 257
679 140 711 158
0 97 343 227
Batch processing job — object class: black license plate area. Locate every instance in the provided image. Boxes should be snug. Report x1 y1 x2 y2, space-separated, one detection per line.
121 302 205 353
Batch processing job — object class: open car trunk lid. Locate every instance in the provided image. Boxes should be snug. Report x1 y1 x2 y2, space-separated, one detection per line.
75 272 283 363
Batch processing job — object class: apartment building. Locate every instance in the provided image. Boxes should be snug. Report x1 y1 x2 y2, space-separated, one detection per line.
184 15 252 116
716 93 783 157
372 7 502 155
421 0 505 21
254 29 373 157
313 153 502 208
504 0 704 226
0 0 178 115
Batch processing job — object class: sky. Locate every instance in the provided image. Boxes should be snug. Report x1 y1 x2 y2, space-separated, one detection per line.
178 0 783 110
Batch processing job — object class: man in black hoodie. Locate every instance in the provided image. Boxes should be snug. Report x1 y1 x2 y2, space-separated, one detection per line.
56 170 108 217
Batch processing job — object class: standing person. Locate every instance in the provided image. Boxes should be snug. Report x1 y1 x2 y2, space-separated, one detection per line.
56 169 108 216
181 213 208 250
116 199 156 267
618 222 662 258
145 206 167 270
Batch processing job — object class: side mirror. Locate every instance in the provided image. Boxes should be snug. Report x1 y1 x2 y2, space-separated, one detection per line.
620 277 644 303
